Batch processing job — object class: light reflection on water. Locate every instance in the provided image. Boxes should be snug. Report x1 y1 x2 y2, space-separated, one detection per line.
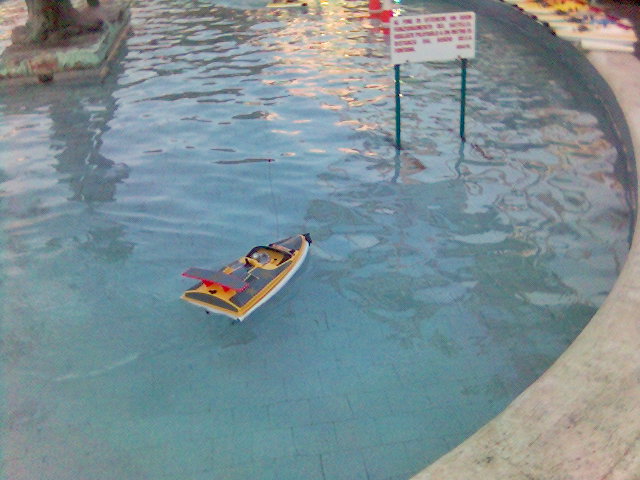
0 0 632 479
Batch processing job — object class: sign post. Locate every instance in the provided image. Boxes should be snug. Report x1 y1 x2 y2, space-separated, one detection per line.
390 12 476 147
395 64 401 149
460 57 468 141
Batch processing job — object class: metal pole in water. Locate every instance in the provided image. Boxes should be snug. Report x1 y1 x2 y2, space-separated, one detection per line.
459 58 467 142
395 64 401 150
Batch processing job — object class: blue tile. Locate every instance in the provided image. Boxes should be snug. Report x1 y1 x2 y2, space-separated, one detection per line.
252 427 296 459
148 438 215 477
212 432 254 467
260 454 325 480
268 399 312 427
321 450 368 480
404 438 450 475
361 443 412 480
376 414 427 444
355 363 403 392
334 417 381 449
428 405 467 438
232 404 270 429
308 395 353 423
318 365 362 396
347 391 392 418
292 422 338 455
284 371 328 399
206 462 259 480
386 387 432 415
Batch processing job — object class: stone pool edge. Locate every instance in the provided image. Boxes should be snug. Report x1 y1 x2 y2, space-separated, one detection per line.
410 5 640 480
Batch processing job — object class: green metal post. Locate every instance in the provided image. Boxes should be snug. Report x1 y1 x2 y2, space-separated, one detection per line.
395 64 401 150
459 58 467 142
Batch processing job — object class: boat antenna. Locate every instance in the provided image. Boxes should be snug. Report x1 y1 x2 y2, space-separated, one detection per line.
267 158 280 238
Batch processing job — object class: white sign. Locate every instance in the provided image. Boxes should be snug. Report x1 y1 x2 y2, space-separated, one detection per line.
390 12 476 64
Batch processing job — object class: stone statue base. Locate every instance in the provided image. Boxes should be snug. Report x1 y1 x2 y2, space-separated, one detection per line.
0 0 132 84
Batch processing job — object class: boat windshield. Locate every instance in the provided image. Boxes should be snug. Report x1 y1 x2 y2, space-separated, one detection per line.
246 246 292 266
250 251 271 264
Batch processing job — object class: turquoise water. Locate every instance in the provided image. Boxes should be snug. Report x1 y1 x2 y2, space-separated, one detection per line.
0 0 632 479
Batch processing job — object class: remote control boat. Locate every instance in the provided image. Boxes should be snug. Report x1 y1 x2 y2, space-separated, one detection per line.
181 233 311 321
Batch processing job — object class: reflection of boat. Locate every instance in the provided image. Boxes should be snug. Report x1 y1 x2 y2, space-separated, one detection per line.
549 13 633 30
181 233 312 321
553 23 636 45
514 0 590 15
266 0 308 7
505 0 637 50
